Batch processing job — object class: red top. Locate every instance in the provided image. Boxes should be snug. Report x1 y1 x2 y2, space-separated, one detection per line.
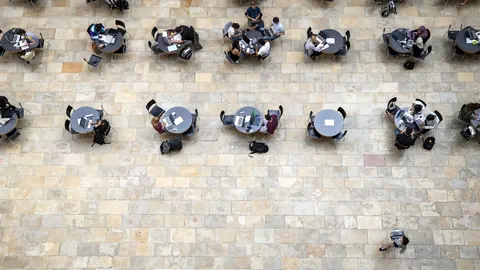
152 121 165 134
266 115 278 134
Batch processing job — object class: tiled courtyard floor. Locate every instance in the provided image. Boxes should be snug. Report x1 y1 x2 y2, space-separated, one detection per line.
0 0 480 269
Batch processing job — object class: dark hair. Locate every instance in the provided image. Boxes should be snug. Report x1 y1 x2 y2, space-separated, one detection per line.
258 39 266 46
232 40 240 50
273 17 279 23
95 23 103 32
405 127 413 135
402 236 409 245
426 114 435 121
232 23 240 29
251 1 256 5
265 114 271 120
414 104 423 113
174 26 182 33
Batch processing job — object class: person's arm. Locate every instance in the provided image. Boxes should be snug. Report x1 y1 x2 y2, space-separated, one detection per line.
26 36 36 45
254 9 261 20
245 9 255 20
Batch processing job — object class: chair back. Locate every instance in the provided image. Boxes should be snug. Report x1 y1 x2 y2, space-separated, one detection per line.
345 30 350 42
64 119 71 132
146 99 164 117
224 51 234 64
223 22 232 37
425 45 432 57
6 128 20 140
423 29 431 44
115 20 127 30
220 110 225 122
345 40 351 51
307 27 312 38
151 26 158 40
148 41 153 50
146 99 157 112
307 122 321 138
0 29 2 34
434 110 443 123
89 55 102 67
415 98 427 107
337 107 347 119
0 46 6 57
309 111 315 122
15 108 24 119
333 130 347 140
66 105 74 118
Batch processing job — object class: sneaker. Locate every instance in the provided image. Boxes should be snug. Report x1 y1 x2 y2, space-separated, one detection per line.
379 247 387 251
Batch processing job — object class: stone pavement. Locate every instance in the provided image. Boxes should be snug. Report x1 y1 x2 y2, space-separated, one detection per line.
0 0 480 269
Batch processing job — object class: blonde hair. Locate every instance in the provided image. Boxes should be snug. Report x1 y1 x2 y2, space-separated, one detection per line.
152 117 160 125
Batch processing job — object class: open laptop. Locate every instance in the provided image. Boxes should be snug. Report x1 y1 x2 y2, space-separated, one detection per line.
264 28 274 37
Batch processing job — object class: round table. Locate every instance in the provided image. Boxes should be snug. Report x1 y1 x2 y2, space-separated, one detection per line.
313 109 344 137
0 114 18 135
456 27 480 54
234 106 264 134
318 29 345 54
161 107 193 134
95 29 124 53
388 29 412 54
245 30 263 40
154 29 190 54
70 107 101 134
394 107 422 135
0 29 36 53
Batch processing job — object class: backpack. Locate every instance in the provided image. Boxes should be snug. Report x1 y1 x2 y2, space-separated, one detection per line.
423 136 435 150
404 60 415 70
381 0 397 17
91 133 110 147
248 141 269 157
160 138 183 154
117 0 129 11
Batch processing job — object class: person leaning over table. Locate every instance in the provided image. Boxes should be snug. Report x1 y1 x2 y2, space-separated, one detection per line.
262 17 285 41
226 23 243 41
259 114 279 134
305 34 327 60
87 23 106 41
256 39 271 60
395 127 416 148
228 41 242 63
409 25 429 42
170 25 203 50
245 1 263 31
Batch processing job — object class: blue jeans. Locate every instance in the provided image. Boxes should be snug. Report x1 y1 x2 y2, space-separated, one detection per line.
394 128 401 136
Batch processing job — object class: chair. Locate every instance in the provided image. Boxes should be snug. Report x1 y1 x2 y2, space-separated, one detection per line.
415 98 427 107
337 107 346 119
192 109 199 122
83 55 102 71
415 45 432 67
385 97 399 117
266 105 284 120
344 30 350 42
223 22 233 37
15 107 24 119
5 128 21 142
220 110 234 126
64 119 78 140
96 109 104 120
113 44 127 59
335 40 350 60
151 26 159 40
307 122 321 139
115 20 129 38
145 99 165 118
224 51 235 64
0 46 6 57
309 111 315 123
184 122 197 137
434 110 443 123
449 45 465 60
423 29 431 44
332 130 347 141
394 142 409 150
36 33 49 49
444 24 459 41
386 47 398 59
66 105 74 118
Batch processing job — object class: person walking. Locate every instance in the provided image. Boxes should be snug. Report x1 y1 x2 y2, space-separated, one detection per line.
379 229 409 253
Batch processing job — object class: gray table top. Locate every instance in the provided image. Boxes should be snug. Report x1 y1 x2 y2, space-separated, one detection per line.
395 107 422 134
245 30 263 39
388 29 412 54
160 106 193 134
0 114 18 135
314 109 344 137
234 106 264 134
154 30 190 54
456 27 480 54
95 29 123 53
70 107 101 134
0 29 37 52
318 29 345 54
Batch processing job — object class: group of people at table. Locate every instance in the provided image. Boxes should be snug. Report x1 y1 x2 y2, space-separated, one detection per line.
0 28 44 64
224 1 284 63
0 96 23 141
383 25 433 60
386 98 442 150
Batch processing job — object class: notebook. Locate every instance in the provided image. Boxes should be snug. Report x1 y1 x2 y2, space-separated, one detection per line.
235 116 244 126
174 116 183 125
104 35 114 43
19 41 29 50
325 119 335 126
326 38 335 44
167 45 178 52
264 28 273 37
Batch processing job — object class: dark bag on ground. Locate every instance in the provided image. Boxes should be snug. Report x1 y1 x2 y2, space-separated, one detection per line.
179 46 193 61
117 0 129 11
92 133 110 147
249 141 269 157
381 0 397 17
160 138 183 154
423 136 435 150
404 60 415 70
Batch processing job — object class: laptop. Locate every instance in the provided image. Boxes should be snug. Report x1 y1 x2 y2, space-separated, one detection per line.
235 116 244 126
243 35 251 44
79 117 87 128
264 28 274 37
13 35 20 43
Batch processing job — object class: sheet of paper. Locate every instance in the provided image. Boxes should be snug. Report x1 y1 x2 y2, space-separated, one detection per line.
162 31 167 37
326 38 335 44
87 120 92 129
320 44 330 51
244 115 251 123
77 119 81 125
466 38 473 44
325 119 335 126
167 45 178 52
174 116 184 126
20 41 29 50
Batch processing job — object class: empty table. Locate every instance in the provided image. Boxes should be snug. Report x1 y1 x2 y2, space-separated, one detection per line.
388 29 412 54
154 30 191 54
0 28 36 53
160 107 193 134
318 29 345 54
456 27 480 54
0 115 18 135
394 107 422 134
95 29 124 53
70 107 101 134
234 106 264 134
314 109 344 137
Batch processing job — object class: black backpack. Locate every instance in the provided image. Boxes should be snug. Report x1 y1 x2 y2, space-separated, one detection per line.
160 138 183 154
381 0 397 17
423 136 435 150
404 60 415 70
249 141 269 157
91 133 110 147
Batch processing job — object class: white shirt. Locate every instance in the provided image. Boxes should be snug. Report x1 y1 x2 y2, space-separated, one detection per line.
227 26 235 37
272 22 285 35
305 38 326 54
172 33 182 41
257 41 271 56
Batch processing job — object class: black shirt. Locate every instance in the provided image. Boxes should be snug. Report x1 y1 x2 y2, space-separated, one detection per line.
178 25 194 42
229 51 240 62
396 133 416 147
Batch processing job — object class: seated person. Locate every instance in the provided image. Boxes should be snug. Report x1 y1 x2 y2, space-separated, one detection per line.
256 39 271 60
24 31 39 47
20 49 35 64
263 17 285 40
395 127 416 149
228 41 242 63
412 37 424 58
0 96 16 119
420 113 437 134
245 1 263 31
151 117 166 134
260 114 278 135
170 25 202 50
305 34 327 60
87 23 106 41
226 23 243 41
409 26 429 42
